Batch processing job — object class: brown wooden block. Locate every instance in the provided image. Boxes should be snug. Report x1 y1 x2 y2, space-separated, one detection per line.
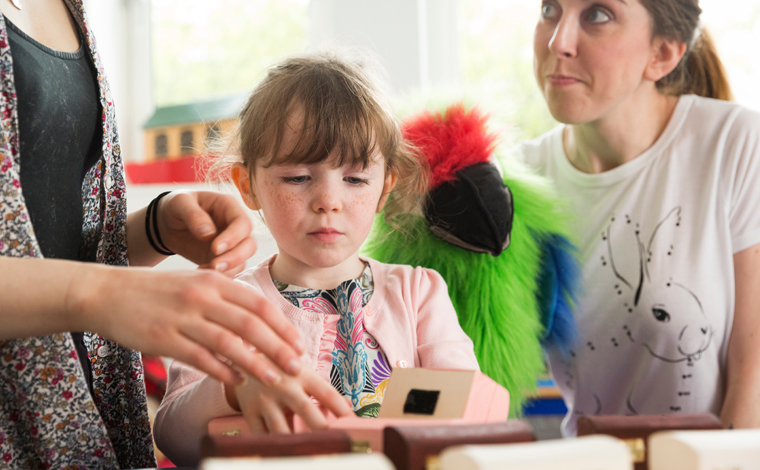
200 429 352 459
576 413 723 470
383 420 536 470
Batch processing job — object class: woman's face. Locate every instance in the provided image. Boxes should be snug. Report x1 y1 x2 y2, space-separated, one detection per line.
533 0 658 124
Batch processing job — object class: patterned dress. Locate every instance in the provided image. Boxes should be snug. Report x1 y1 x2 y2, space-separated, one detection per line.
275 266 392 417
0 2 154 468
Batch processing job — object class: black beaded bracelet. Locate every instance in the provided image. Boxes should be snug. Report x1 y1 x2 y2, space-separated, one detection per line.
145 191 175 256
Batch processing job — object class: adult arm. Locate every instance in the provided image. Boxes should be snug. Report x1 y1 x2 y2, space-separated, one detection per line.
0 255 303 386
0 191 305 386
720 243 760 428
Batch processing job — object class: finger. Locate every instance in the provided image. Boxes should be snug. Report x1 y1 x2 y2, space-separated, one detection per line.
242 410 268 435
208 237 257 273
218 283 306 360
170 193 218 240
222 283 305 356
196 262 248 278
304 372 354 418
210 197 254 256
169 335 240 385
261 402 293 434
221 261 248 277
180 318 282 386
282 392 329 431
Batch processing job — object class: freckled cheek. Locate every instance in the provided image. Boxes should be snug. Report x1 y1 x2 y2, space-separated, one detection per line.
349 192 379 208
261 188 307 225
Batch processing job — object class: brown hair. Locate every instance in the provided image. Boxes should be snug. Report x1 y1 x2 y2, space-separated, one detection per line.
640 0 733 100
211 49 427 223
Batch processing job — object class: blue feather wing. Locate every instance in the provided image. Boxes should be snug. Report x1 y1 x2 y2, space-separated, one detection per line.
536 234 580 354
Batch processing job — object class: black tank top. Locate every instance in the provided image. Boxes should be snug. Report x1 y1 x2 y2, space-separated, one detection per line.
6 16 101 394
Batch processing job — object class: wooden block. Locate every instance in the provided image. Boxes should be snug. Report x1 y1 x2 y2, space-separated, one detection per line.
576 413 722 470
383 421 536 470
649 429 760 470
200 453 395 470
200 430 352 459
377 368 509 422
208 369 511 453
438 435 633 470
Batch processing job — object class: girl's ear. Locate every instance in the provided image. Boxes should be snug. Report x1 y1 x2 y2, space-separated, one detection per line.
231 163 261 211
645 37 687 83
376 171 398 213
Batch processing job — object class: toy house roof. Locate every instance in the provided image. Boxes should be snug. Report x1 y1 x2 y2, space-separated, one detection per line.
144 94 248 129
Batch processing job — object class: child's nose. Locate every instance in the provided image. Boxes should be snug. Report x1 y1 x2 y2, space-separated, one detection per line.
312 185 342 213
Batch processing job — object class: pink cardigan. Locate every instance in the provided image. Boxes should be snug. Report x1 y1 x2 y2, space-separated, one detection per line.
154 256 478 465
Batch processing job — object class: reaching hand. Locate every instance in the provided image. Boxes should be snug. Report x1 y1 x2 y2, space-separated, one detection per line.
72 264 306 386
156 191 256 276
227 355 353 434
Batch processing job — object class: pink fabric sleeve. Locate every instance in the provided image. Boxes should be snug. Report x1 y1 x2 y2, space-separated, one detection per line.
413 267 480 371
153 360 238 467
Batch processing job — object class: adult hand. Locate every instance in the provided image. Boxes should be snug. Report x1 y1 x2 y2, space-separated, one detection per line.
226 355 353 434
156 191 255 276
71 264 305 386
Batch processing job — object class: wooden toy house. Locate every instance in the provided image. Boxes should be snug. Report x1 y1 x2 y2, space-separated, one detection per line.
126 94 247 184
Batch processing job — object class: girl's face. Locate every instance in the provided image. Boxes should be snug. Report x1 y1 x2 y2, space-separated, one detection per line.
533 0 662 124
234 118 396 280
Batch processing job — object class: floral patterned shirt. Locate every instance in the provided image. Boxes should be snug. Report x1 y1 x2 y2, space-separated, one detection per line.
0 2 154 468
275 265 392 417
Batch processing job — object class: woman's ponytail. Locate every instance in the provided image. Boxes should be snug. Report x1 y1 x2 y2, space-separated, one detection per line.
642 0 733 101
682 29 733 100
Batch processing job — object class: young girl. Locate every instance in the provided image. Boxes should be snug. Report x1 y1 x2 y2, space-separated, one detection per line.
154 51 479 465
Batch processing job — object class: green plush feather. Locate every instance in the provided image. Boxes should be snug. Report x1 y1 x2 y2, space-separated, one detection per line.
363 143 574 417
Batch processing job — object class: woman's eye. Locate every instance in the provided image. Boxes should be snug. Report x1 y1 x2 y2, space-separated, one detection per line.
345 176 369 185
541 2 559 19
586 7 612 24
283 175 309 184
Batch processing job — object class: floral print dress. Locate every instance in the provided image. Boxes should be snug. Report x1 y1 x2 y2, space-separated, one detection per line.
0 1 154 468
275 265 392 417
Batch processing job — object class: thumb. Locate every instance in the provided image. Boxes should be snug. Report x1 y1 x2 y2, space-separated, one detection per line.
164 192 217 240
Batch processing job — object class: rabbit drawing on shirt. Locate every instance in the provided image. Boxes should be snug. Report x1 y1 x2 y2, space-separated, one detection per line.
570 206 714 415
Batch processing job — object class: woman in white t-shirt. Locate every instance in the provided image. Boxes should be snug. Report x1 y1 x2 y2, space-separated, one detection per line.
517 0 760 435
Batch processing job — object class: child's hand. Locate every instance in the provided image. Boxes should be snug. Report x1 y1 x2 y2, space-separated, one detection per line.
227 355 353 434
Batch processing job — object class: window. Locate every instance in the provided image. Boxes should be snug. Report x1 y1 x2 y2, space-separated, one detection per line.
459 0 557 140
181 130 194 155
155 134 168 159
151 0 309 107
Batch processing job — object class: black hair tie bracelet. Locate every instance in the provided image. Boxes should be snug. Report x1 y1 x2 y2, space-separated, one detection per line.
145 191 175 256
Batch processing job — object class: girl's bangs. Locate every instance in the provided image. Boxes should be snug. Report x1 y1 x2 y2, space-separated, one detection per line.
261 95 391 170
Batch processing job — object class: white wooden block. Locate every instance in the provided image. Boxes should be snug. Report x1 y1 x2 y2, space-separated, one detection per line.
438 435 633 470
200 453 394 470
649 429 760 470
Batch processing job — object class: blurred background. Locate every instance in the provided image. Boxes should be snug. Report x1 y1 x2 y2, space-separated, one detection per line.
82 0 760 268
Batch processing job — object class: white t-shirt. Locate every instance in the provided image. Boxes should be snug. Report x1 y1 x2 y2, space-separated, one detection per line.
517 94 760 436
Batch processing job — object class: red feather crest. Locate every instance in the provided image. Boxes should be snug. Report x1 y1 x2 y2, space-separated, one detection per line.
401 104 498 190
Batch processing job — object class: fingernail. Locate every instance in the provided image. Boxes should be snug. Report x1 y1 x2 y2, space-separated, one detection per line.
215 242 228 254
200 224 215 237
264 370 281 385
215 262 228 272
293 339 305 354
286 359 302 375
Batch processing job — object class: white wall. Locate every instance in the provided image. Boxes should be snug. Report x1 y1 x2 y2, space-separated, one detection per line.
309 0 460 95
83 0 154 163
